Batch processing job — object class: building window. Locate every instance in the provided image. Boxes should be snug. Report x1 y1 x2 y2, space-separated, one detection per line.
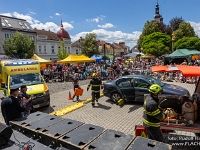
52 46 55 54
68 47 70 54
76 49 78 54
39 46 42 53
5 33 9 39
44 46 46 53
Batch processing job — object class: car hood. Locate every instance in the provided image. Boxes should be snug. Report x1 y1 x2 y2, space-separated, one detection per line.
162 83 189 96
104 80 114 85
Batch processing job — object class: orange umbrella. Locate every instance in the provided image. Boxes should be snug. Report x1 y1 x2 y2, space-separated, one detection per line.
152 65 180 72
176 65 200 77
152 65 200 76
152 66 168 72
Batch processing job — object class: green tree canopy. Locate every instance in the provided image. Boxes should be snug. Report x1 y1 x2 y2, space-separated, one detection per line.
173 37 200 51
80 33 99 57
3 31 35 59
174 22 196 41
142 32 171 56
137 21 160 50
57 40 69 60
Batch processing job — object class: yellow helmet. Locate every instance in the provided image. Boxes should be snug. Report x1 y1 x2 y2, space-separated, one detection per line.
92 73 97 77
148 84 162 94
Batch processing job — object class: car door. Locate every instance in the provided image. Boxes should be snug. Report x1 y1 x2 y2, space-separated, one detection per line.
134 78 151 102
116 78 135 101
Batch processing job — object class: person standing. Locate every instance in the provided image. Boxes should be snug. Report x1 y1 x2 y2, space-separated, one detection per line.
87 73 103 107
18 85 33 117
1 87 30 125
72 73 80 102
143 84 166 142
122 68 130 76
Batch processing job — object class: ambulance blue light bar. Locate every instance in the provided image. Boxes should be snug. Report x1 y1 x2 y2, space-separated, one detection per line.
4 60 39 66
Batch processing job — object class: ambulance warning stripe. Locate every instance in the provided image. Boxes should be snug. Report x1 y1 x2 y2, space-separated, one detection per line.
50 93 104 117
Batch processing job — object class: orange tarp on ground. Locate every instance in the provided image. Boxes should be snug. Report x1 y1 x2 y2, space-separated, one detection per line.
152 65 200 77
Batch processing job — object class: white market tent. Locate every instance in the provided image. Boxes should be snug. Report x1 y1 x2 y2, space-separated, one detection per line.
123 52 144 57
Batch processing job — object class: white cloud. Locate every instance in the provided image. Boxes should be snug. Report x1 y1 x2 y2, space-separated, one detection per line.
0 12 73 33
31 21 73 32
50 16 53 18
70 21 74 24
98 23 114 29
71 29 141 48
0 13 12 17
55 13 60 16
12 12 36 24
86 15 105 23
189 21 200 37
29 11 36 15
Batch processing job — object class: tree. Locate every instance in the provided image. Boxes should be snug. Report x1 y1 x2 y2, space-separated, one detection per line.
3 31 35 59
57 40 69 60
173 37 200 51
174 22 196 41
169 16 185 31
80 33 100 57
142 32 171 56
137 21 160 50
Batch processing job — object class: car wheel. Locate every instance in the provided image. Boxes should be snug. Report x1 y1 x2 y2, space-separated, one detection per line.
111 92 122 103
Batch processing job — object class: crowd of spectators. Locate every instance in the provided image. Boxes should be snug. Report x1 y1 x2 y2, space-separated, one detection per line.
40 56 200 84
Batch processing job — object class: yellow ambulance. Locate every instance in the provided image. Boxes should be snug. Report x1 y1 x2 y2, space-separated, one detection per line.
0 59 50 108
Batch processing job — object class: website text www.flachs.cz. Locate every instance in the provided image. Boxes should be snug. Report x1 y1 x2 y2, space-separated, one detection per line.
168 136 200 147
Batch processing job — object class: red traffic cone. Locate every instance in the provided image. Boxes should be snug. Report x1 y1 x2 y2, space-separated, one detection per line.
68 91 72 100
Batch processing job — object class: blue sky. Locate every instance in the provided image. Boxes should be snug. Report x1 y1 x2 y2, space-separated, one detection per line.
0 0 200 48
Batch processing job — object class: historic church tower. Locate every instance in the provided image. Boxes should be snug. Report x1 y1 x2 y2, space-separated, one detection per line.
153 1 163 23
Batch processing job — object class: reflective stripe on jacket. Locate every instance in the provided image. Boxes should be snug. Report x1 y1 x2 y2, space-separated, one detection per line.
143 95 165 128
87 78 102 92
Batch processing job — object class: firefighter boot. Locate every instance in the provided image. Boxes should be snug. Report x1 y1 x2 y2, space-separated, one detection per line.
91 102 95 107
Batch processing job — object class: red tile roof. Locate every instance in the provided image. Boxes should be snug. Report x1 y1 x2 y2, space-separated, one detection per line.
34 28 60 41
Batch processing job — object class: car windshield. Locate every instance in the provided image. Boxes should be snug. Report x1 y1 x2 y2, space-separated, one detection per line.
148 77 165 87
10 73 44 88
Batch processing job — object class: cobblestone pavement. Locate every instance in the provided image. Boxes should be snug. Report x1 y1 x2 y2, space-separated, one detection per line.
0 81 198 150
47 79 91 94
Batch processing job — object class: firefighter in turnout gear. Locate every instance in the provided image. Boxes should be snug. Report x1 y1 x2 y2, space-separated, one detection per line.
143 84 166 142
87 73 103 106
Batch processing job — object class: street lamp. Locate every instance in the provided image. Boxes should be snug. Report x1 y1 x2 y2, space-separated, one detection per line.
172 31 175 52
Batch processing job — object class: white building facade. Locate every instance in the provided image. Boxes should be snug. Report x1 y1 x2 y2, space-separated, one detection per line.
34 28 71 61
0 15 71 60
0 15 37 55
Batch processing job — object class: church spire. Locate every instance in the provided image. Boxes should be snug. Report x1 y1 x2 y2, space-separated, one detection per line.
155 0 159 15
153 0 163 23
60 18 63 27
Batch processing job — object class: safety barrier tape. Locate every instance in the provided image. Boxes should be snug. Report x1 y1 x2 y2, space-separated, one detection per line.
50 93 104 116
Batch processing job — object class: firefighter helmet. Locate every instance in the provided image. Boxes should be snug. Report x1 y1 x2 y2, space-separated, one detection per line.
92 73 97 77
148 84 162 94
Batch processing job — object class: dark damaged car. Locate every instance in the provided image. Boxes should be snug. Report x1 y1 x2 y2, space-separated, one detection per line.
103 75 190 103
